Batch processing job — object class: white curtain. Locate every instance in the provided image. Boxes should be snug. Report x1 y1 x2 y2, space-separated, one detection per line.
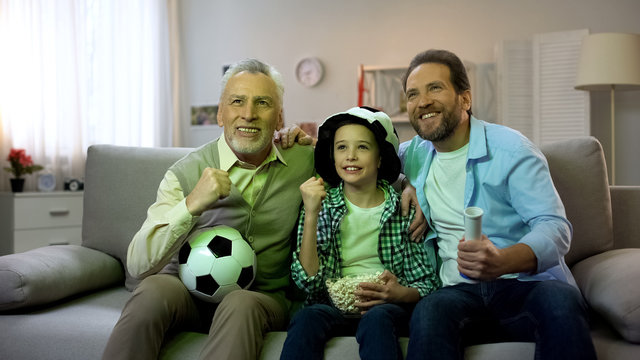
0 0 174 191
168 0 185 147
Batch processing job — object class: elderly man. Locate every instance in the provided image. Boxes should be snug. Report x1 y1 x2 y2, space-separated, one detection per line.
102 59 315 360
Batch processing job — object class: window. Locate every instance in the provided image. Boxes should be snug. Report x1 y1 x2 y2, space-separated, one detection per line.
0 0 174 190
497 29 590 145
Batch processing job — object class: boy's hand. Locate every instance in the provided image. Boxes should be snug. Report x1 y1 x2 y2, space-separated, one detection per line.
353 270 416 313
299 177 326 214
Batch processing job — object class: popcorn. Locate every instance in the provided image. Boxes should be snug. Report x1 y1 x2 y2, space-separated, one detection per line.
325 272 384 314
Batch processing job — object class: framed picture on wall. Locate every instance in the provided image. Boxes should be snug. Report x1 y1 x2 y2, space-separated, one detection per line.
191 105 218 126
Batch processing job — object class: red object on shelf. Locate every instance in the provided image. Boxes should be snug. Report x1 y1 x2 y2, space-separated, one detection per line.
357 64 365 107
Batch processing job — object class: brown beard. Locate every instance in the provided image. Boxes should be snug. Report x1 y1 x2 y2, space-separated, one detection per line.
412 97 462 142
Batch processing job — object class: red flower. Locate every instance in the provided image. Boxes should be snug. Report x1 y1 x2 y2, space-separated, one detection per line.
4 148 43 178
7 149 25 161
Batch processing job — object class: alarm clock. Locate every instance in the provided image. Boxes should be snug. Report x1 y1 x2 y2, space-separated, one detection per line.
37 173 56 192
64 178 84 191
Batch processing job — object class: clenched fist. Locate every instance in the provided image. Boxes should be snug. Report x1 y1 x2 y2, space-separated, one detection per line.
186 168 231 216
300 177 326 215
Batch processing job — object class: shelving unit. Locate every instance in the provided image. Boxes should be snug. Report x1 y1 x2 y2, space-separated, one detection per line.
358 65 408 121
357 65 414 141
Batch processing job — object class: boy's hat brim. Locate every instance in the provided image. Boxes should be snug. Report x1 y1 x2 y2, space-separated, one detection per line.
318 106 399 152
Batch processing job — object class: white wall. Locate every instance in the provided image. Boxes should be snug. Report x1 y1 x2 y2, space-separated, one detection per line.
178 0 640 184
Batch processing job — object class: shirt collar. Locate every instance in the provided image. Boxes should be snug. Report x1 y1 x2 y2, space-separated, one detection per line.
218 135 287 171
325 180 396 209
468 115 488 160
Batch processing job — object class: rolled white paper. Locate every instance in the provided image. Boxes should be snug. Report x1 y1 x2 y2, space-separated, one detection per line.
464 207 483 241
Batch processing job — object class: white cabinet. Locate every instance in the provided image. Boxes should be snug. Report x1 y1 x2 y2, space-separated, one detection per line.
0 191 83 255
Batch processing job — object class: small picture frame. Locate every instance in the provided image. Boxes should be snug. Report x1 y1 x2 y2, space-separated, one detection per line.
191 105 218 126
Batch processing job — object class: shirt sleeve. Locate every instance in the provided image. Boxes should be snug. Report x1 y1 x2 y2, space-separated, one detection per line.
507 143 572 273
290 207 331 303
400 208 441 297
126 170 200 279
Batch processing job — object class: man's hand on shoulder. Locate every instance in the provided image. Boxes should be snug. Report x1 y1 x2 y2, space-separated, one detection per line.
185 168 231 216
400 180 428 242
274 125 316 149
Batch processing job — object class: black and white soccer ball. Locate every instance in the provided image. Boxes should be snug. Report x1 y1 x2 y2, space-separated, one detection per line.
178 225 256 303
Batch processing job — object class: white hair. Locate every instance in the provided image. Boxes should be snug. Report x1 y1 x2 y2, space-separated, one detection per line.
220 58 284 105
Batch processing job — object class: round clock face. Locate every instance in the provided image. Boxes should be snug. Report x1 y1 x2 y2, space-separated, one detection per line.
68 180 80 191
295 57 324 87
38 173 56 192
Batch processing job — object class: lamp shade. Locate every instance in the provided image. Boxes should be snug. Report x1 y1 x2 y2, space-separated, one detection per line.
575 33 640 91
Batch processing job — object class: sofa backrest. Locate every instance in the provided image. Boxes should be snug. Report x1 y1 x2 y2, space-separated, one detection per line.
80 137 612 289
540 136 613 266
82 144 192 290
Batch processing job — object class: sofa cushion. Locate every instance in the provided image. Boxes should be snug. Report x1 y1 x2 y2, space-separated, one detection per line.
0 245 123 311
540 136 613 266
82 144 191 290
257 333 536 360
572 248 640 343
610 186 640 249
0 286 131 359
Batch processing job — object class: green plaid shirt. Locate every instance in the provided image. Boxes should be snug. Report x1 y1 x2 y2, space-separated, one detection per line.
291 180 441 305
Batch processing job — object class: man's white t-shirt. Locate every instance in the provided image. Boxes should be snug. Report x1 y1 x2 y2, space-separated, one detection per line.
425 143 475 286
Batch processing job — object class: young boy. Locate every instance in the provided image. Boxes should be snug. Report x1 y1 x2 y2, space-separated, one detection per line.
280 106 440 360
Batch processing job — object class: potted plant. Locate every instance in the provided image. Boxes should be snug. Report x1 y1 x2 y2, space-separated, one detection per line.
4 148 43 192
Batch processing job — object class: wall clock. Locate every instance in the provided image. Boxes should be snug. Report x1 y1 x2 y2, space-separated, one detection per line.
295 57 324 87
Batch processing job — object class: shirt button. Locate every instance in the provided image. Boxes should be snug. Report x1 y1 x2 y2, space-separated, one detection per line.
251 210 256 216
248 236 254 243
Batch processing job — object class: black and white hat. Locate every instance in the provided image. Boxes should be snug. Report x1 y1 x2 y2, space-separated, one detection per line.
314 106 401 186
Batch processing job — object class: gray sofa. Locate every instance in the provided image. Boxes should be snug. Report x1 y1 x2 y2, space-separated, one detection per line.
1 136 639 359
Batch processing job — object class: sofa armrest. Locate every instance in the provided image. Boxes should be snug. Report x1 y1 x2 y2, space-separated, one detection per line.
0 245 124 312
572 248 640 343
611 186 640 249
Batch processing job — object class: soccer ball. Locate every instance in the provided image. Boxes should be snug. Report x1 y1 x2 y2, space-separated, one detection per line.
178 225 256 303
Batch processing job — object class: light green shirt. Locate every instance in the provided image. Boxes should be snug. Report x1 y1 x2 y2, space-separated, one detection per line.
339 191 386 276
218 135 284 206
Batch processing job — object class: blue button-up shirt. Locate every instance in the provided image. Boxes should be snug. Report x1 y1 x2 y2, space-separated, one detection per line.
399 116 576 286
